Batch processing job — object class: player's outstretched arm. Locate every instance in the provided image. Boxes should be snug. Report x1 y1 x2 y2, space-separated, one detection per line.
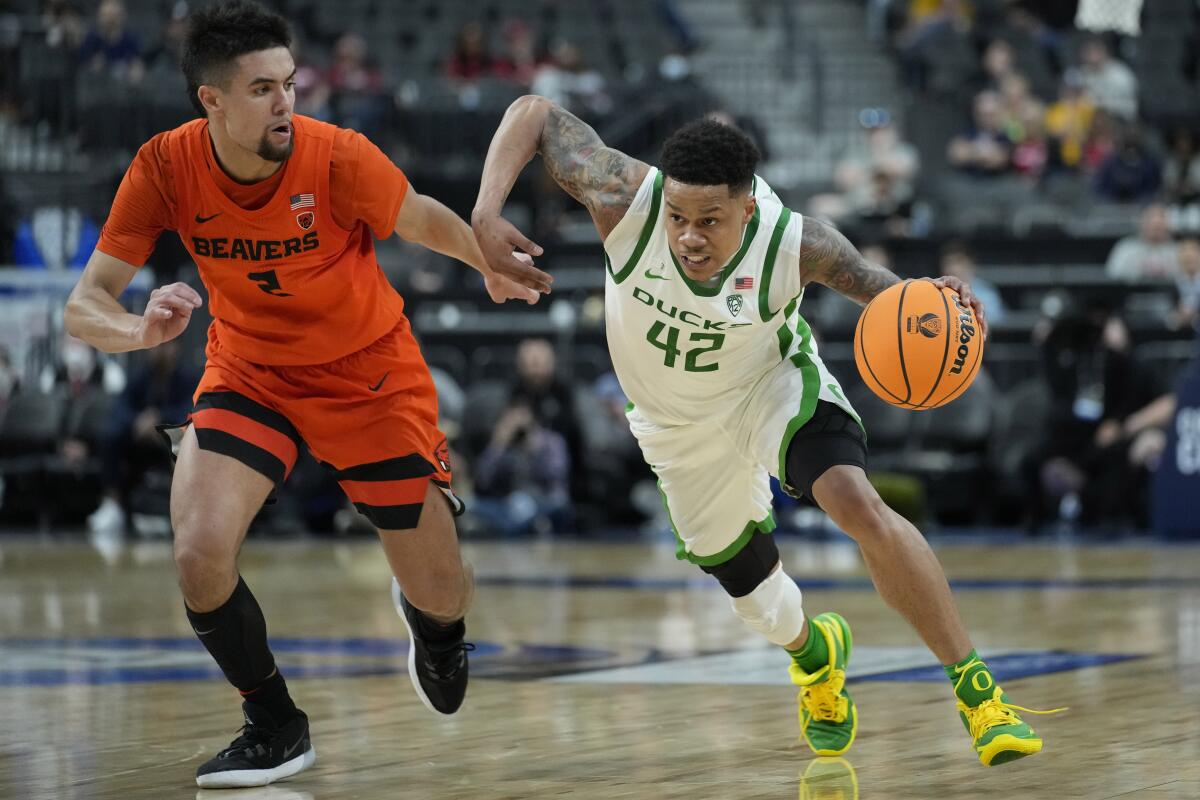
64 249 202 352
798 216 988 337
393 188 544 303
798 216 901 305
472 95 650 278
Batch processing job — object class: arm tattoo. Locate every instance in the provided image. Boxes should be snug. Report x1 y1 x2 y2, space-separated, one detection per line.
538 105 646 237
798 216 900 305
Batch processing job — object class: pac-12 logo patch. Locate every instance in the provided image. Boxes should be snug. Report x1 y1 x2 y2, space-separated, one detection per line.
726 294 744 317
296 211 315 230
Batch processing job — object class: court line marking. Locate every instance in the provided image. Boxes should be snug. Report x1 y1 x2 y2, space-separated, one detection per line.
475 575 1200 591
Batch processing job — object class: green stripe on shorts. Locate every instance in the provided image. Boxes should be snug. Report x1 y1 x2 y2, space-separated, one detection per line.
658 480 777 566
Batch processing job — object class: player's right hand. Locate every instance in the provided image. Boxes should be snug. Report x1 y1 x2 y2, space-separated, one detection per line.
134 282 202 348
471 211 553 294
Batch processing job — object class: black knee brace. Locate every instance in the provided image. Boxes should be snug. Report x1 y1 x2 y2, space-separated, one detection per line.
700 532 780 598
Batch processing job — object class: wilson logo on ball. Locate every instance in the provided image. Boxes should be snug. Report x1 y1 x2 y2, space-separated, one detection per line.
906 313 942 338
949 296 977 375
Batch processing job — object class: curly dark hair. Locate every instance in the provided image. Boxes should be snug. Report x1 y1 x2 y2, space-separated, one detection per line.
660 118 760 194
182 1 291 117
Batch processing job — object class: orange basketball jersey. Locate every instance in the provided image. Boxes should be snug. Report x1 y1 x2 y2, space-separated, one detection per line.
101 115 408 365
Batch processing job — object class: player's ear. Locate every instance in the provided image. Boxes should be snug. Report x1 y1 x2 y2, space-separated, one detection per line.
197 84 221 116
743 195 757 224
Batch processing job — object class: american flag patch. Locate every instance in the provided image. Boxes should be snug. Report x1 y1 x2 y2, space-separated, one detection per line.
735 276 754 290
289 193 315 210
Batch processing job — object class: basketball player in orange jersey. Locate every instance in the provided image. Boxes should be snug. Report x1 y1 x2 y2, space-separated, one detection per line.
63 1 552 789
473 96 1061 769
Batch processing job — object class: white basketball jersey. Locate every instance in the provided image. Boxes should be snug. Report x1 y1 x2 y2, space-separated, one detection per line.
603 167 832 425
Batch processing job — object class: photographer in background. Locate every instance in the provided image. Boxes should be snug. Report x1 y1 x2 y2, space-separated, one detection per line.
470 401 572 537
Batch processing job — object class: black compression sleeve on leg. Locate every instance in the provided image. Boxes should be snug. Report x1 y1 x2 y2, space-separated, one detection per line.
186 576 280 694
783 401 868 501
700 532 780 598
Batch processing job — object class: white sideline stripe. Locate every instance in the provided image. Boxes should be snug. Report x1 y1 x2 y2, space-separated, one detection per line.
547 646 1040 686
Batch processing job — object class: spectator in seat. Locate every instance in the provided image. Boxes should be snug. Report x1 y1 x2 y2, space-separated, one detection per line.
445 21 493 82
852 167 914 238
1173 237 1200 331
1077 36 1137 121
530 39 611 117
78 0 143 83
1081 109 1118 173
1105 204 1178 281
491 18 540 88
142 0 190 73
997 73 1036 141
979 39 1017 93
508 338 585 503
471 400 572 537
947 91 1013 177
810 108 918 225
1045 69 1095 171
325 32 385 136
88 339 197 535
1025 306 1163 530
1163 129 1200 205
1094 126 1163 203
1011 101 1055 185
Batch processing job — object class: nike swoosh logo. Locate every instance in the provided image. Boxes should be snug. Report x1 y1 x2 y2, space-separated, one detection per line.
194 213 221 223
368 372 390 392
281 738 304 761
192 627 215 636
644 269 668 280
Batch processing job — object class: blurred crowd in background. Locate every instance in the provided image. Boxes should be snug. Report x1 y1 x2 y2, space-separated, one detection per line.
1 0 1199 540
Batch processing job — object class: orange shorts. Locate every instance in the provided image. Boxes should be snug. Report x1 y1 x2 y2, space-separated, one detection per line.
175 317 458 530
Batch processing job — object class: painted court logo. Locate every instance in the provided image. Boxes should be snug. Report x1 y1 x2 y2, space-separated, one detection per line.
906 312 942 338
726 294 744 317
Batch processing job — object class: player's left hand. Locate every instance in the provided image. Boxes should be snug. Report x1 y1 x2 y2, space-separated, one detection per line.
931 275 988 340
484 255 540 305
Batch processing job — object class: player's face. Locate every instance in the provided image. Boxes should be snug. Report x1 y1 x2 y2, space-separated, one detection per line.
211 47 297 163
663 179 757 282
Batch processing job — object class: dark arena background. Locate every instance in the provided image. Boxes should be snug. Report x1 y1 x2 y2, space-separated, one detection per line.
1 1 1199 798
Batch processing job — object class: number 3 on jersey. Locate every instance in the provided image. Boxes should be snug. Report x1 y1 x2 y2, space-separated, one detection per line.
247 269 293 297
646 321 724 372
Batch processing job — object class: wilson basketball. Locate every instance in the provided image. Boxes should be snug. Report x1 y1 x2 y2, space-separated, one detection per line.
853 279 984 410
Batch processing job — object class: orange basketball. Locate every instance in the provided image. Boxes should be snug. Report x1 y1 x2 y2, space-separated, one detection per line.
853 279 984 410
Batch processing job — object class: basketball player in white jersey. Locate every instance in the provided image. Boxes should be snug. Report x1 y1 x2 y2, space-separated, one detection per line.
472 96 1059 766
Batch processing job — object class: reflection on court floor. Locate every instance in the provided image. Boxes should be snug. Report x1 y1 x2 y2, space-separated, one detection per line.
1 536 1198 799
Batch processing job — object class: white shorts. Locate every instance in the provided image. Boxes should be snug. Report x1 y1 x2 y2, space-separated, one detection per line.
628 354 857 565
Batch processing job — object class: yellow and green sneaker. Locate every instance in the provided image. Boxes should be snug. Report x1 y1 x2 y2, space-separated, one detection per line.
799 757 858 800
952 658 1065 766
789 612 857 756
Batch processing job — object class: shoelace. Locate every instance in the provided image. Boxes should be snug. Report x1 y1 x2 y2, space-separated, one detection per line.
953 657 1067 740
421 641 476 682
799 665 849 723
218 723 274 760
962 694 1067 742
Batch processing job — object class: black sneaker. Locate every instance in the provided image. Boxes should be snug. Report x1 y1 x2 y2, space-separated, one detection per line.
195 702 315 788
391 577 474 715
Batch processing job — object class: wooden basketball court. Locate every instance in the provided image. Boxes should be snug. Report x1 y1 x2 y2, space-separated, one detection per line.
2 533 1198 799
